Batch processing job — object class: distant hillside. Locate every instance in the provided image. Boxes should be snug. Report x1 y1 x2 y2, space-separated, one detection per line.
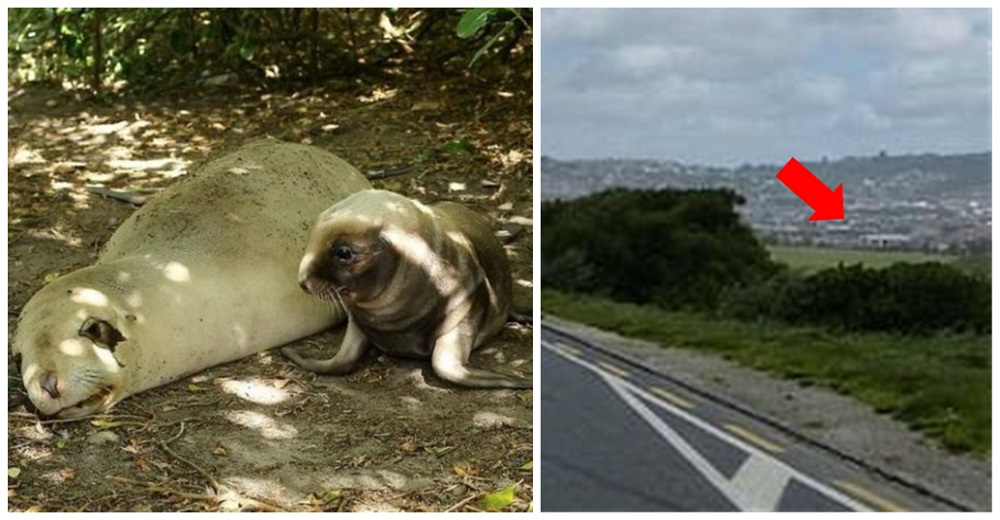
541 152 991 252
541 152 990 201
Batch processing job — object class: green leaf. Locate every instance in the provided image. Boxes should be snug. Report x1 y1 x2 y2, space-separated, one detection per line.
520 460 533 470
239 44 255 61
482 484 516 511
457 8 498 38
8 467 21 479
416 149 437 163
319 489 341 504
441 139 474 155
470 26 510 66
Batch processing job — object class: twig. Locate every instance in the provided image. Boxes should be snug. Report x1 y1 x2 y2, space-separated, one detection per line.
162 420 187 445
8 411 147 424
111 476 286 512
158 421 220 492
111 476 217 502
507 8 531 30
158 441 220 493
88 187 151 205
75 490 119 512
366 166 416 180
444 492 483 512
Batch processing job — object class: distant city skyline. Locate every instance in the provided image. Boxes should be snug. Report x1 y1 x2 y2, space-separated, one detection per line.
542 8 991 167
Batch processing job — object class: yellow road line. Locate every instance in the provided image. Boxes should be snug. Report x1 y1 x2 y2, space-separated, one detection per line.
833 480 909 512
597 361 630 379
723 423 785 454
649 386 695 409
554 342 582 357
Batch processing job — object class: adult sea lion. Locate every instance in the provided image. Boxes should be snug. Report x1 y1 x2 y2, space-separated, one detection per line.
12 140 372 418
283 190 532 389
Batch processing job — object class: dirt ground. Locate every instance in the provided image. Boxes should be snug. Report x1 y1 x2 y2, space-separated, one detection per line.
7 58 533 511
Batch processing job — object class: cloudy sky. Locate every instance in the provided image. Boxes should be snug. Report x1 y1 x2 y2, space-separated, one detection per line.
541 8 991 166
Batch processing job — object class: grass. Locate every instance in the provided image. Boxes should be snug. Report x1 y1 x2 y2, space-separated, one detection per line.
542 290 991 457
768 245 955 273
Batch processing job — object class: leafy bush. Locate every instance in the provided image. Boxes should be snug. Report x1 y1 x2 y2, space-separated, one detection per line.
721 262 991 334
455 8 531 65
542 188 779 310
8 8 532 93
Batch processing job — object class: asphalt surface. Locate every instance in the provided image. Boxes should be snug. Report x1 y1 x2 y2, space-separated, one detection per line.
540 322 957 512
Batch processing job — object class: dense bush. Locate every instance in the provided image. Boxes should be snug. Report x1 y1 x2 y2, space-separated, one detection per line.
8 8 531 93
542 188 779 310
722 262 991 334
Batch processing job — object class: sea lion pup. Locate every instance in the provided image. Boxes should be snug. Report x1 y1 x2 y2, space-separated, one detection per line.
12 140 372 418
283 190 532 389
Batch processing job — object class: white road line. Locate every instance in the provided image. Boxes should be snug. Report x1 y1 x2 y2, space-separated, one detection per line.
730 454 791 511
541 340 871 512
602 373 748 509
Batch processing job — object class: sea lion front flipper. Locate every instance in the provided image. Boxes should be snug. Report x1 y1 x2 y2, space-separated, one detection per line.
430 325 532 389
282 318 369 375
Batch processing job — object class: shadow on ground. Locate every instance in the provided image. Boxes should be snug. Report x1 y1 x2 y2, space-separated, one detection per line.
8 60 533 512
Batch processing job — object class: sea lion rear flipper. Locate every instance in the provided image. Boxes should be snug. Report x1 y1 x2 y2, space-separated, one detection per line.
430 326 532 389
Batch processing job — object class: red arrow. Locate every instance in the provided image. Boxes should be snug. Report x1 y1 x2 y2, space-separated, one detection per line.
775 157 844 221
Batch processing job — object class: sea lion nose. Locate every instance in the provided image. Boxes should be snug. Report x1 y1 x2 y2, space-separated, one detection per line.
299 279 310 293
40 371 61 399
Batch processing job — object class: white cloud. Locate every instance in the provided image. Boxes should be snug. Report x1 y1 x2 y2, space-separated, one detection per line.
542 8 990 165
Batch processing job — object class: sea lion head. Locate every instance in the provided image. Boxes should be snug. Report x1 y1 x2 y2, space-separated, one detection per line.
298 191 409 306
13 269 138 419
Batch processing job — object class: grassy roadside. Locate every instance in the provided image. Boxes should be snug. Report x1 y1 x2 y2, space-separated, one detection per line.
767 245 954 272
542 290 991 457
767 245 991 280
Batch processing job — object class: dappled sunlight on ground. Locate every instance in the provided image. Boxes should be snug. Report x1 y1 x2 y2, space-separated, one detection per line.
9 48 532 509
219 378 293 406
225 410 298 440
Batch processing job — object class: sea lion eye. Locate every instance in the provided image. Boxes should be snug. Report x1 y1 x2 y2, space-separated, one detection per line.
332 245 355 262
79 318 125 352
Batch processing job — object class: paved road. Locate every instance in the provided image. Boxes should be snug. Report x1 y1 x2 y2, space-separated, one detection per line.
540 322 955 512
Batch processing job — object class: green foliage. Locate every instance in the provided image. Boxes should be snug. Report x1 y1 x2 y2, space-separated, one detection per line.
723 262 991 334
8 8 533 93
768 245 953 273
482 484 517 511
456 8 498 38
456 8 531 65
543 289 991 456
541 188 779 311
951 252 992 279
